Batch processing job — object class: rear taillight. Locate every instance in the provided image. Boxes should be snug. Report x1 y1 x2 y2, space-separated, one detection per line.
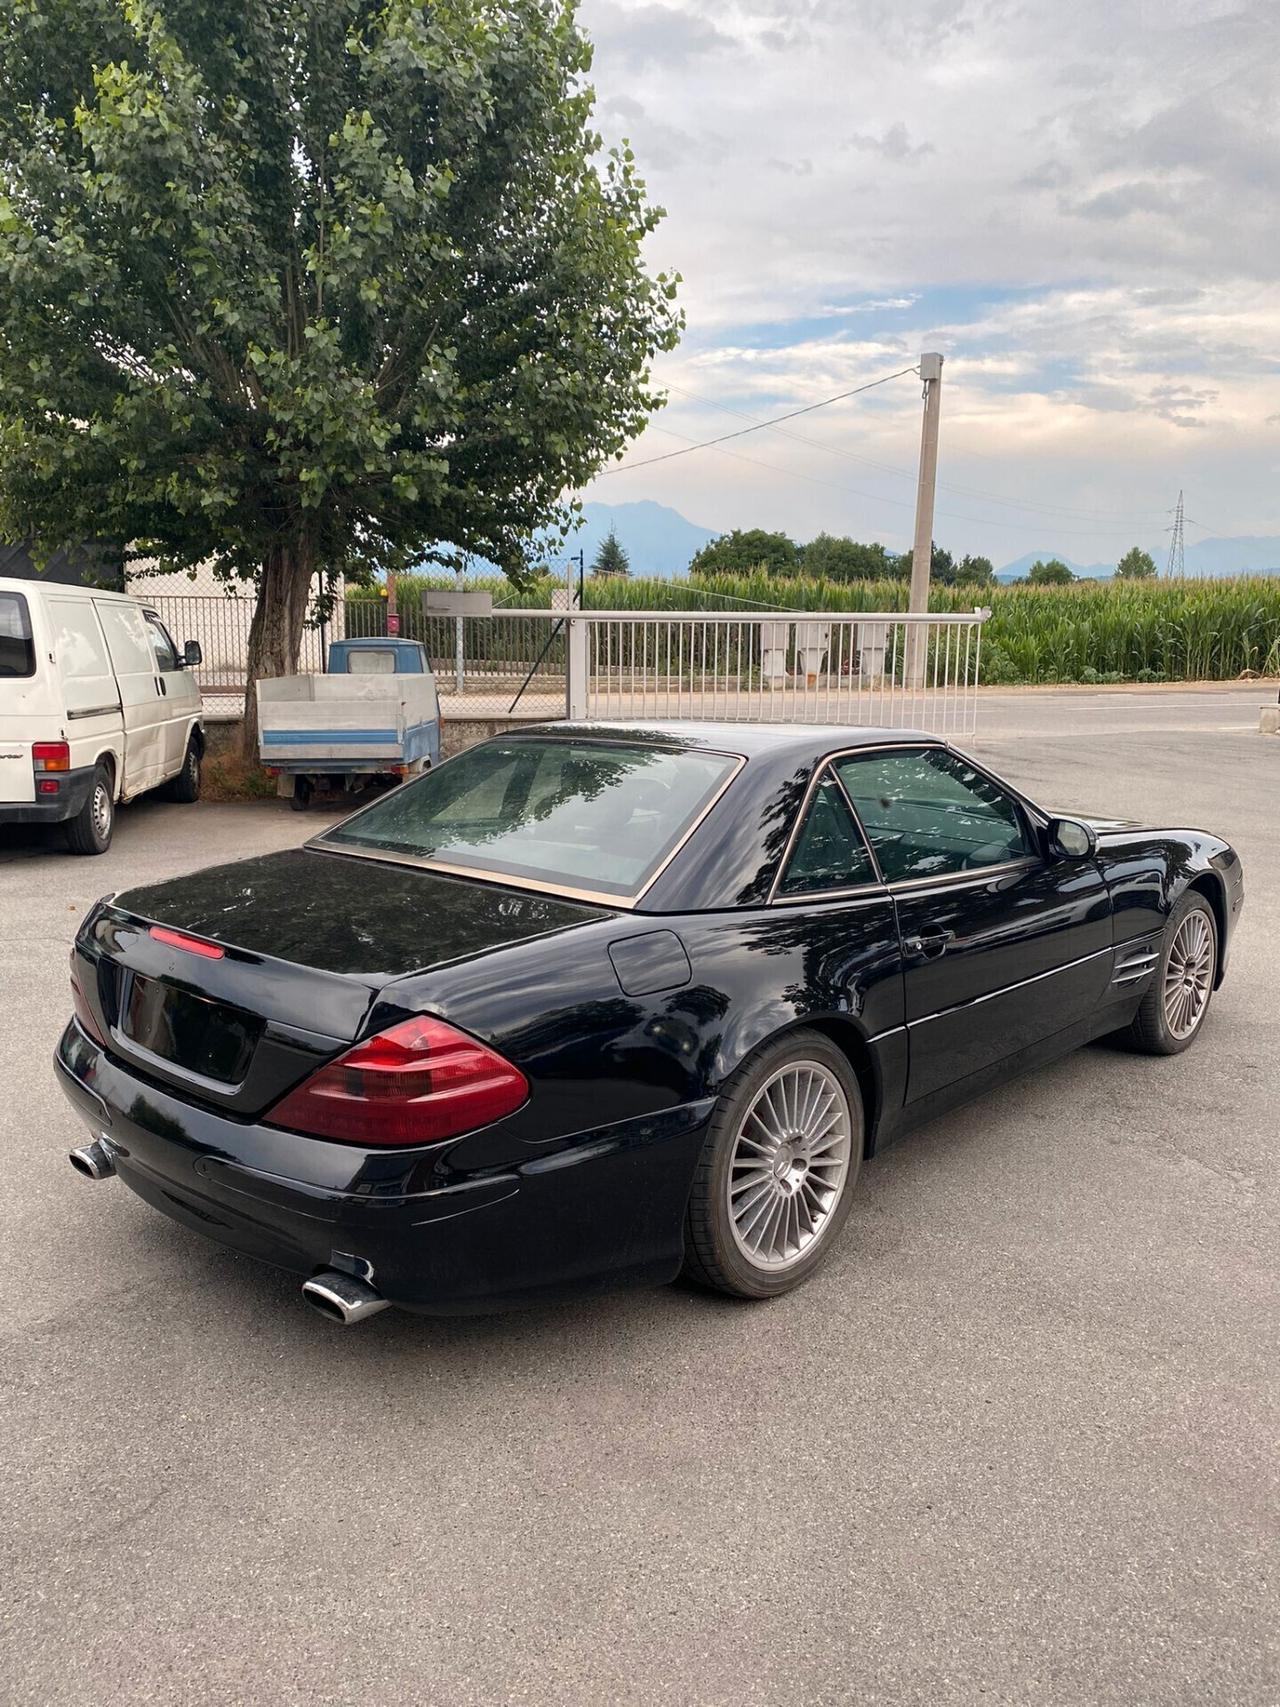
69 962 107 1046
264 1015 528 1147
33 741 70 773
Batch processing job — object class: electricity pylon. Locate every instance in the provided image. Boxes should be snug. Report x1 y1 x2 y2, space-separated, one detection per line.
1166 490 1185 579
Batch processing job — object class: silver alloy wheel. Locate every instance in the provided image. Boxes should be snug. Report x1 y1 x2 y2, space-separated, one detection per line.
1163 908 1214 1040
91 782 113 842
726 1060 853 1271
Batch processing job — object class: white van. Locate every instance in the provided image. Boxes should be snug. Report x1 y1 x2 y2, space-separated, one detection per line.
0 577 204 855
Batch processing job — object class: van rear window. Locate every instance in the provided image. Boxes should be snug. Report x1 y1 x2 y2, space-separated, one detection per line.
0 593 35 678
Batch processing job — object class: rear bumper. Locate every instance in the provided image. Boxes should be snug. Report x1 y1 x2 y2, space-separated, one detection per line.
0 765 95 826
54 1020 712 1315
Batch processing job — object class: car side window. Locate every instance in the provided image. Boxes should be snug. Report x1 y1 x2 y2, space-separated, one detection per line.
143 613 179 672
777 771 877 897
834 748 1035 883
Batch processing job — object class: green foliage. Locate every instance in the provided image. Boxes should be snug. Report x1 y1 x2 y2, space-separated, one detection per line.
0 0 680 720
589 526 630 579
1027 558 1075 585
801 534 899 581
689 529 801 577
354 572 1280 686
1115 546 1158 579
953 553 995 585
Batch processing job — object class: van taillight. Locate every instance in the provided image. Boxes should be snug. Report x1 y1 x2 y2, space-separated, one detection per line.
263 1015 528 1147
33 742 70 773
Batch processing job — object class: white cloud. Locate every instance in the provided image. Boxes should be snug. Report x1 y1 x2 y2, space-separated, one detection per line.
578 0 1280 559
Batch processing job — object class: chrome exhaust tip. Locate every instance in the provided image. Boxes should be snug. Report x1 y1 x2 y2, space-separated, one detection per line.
69 1139 116 1181
301 1270 390 1326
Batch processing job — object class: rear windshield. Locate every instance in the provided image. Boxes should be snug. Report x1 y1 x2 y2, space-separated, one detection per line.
0 593 35 678
319 737 739 899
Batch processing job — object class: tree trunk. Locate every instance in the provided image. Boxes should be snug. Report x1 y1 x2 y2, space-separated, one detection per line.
240 541 315 759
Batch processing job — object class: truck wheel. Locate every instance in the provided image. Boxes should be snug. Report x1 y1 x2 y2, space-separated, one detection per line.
165 735 201 803
65 764 115 856
290 776 313 812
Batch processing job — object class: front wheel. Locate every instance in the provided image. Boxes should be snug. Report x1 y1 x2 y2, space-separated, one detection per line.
683 1030 863 1300
1122 892 1217 1055
65 764 114 856
165 735 201 803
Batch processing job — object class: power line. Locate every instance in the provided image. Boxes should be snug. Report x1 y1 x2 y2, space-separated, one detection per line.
662 381 1173 524
613 421 1172 542
597 366 920 475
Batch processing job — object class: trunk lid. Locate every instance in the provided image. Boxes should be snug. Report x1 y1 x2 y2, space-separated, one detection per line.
74 848 610 1119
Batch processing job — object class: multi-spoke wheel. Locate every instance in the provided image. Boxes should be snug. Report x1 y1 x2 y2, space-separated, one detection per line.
684 1030 862 1299
1163 908 1214 1040
1123 892 1218 1056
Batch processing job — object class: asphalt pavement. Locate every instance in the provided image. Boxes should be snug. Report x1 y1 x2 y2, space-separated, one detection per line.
1 688 1276 1707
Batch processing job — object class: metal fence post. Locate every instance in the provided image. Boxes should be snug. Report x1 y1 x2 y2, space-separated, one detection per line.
566 614 588 718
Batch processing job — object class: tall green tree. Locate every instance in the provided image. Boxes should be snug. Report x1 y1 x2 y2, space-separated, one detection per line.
589 525 630 579
1028 558 1075 585
689 529 801 578
801 534 897 581
0 0 679 748
1115 546 1158 579
953 553 995 586
891 542 955 583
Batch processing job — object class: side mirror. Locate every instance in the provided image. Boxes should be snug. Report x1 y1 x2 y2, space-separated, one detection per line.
1047 816 1096 860
182 639 203 667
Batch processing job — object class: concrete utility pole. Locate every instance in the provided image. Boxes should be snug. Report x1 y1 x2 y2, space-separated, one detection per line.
907 351 944 683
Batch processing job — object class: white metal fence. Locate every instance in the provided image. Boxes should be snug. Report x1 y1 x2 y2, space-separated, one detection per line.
143 596 988 737
573 611 987 737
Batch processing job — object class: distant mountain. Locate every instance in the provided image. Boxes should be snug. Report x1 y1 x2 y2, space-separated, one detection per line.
1184 536 1280 576
567 500 718 579
995 552 1113 583
418 499 718 581
997 538 1280 582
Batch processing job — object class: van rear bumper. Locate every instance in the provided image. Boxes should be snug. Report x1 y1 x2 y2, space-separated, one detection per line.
0 765 95 826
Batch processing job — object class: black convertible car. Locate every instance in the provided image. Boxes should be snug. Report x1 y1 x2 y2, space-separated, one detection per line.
57 722 1242 1322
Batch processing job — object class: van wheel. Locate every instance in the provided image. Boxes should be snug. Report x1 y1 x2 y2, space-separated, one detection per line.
166 736 201 803
65 765 114 856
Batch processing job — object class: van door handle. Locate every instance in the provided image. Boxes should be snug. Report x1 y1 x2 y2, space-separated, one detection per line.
156 676 167 696
904 931 950 961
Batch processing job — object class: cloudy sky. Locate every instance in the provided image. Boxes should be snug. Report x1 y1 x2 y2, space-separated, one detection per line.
574 0 1280 567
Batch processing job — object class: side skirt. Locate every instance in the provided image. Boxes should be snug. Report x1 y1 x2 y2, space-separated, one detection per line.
869 991 1144 1154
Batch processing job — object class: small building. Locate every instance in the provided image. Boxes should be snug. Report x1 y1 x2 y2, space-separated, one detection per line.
0 541 124 590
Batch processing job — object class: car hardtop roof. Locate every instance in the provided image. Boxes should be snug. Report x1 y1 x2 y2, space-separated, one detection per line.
515 720 947 762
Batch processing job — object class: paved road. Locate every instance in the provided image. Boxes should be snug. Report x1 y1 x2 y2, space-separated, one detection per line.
2 700 1276 1706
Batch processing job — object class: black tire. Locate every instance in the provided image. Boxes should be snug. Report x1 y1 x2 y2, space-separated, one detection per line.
65 763 114 856
1121 892 1217 1056
683 1028 864 1300
165 735 201 803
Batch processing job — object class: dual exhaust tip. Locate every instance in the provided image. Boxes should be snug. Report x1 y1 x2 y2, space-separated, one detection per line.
67 1140 388 1326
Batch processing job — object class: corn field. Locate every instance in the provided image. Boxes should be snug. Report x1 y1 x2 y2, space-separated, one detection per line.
346 573 1280 685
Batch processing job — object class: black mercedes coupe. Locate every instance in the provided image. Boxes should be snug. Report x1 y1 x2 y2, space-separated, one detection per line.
57 722 1243 1322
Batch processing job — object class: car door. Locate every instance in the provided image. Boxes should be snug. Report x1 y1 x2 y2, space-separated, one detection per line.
768 766 905 1046
93 599 167 795
833 746 1113 1106
141 610 191 774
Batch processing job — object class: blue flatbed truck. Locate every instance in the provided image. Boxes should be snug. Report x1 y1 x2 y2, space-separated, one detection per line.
256 637 441 809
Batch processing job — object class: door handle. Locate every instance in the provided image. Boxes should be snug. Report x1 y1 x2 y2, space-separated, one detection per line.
156 677 167 696
904 931 950 961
